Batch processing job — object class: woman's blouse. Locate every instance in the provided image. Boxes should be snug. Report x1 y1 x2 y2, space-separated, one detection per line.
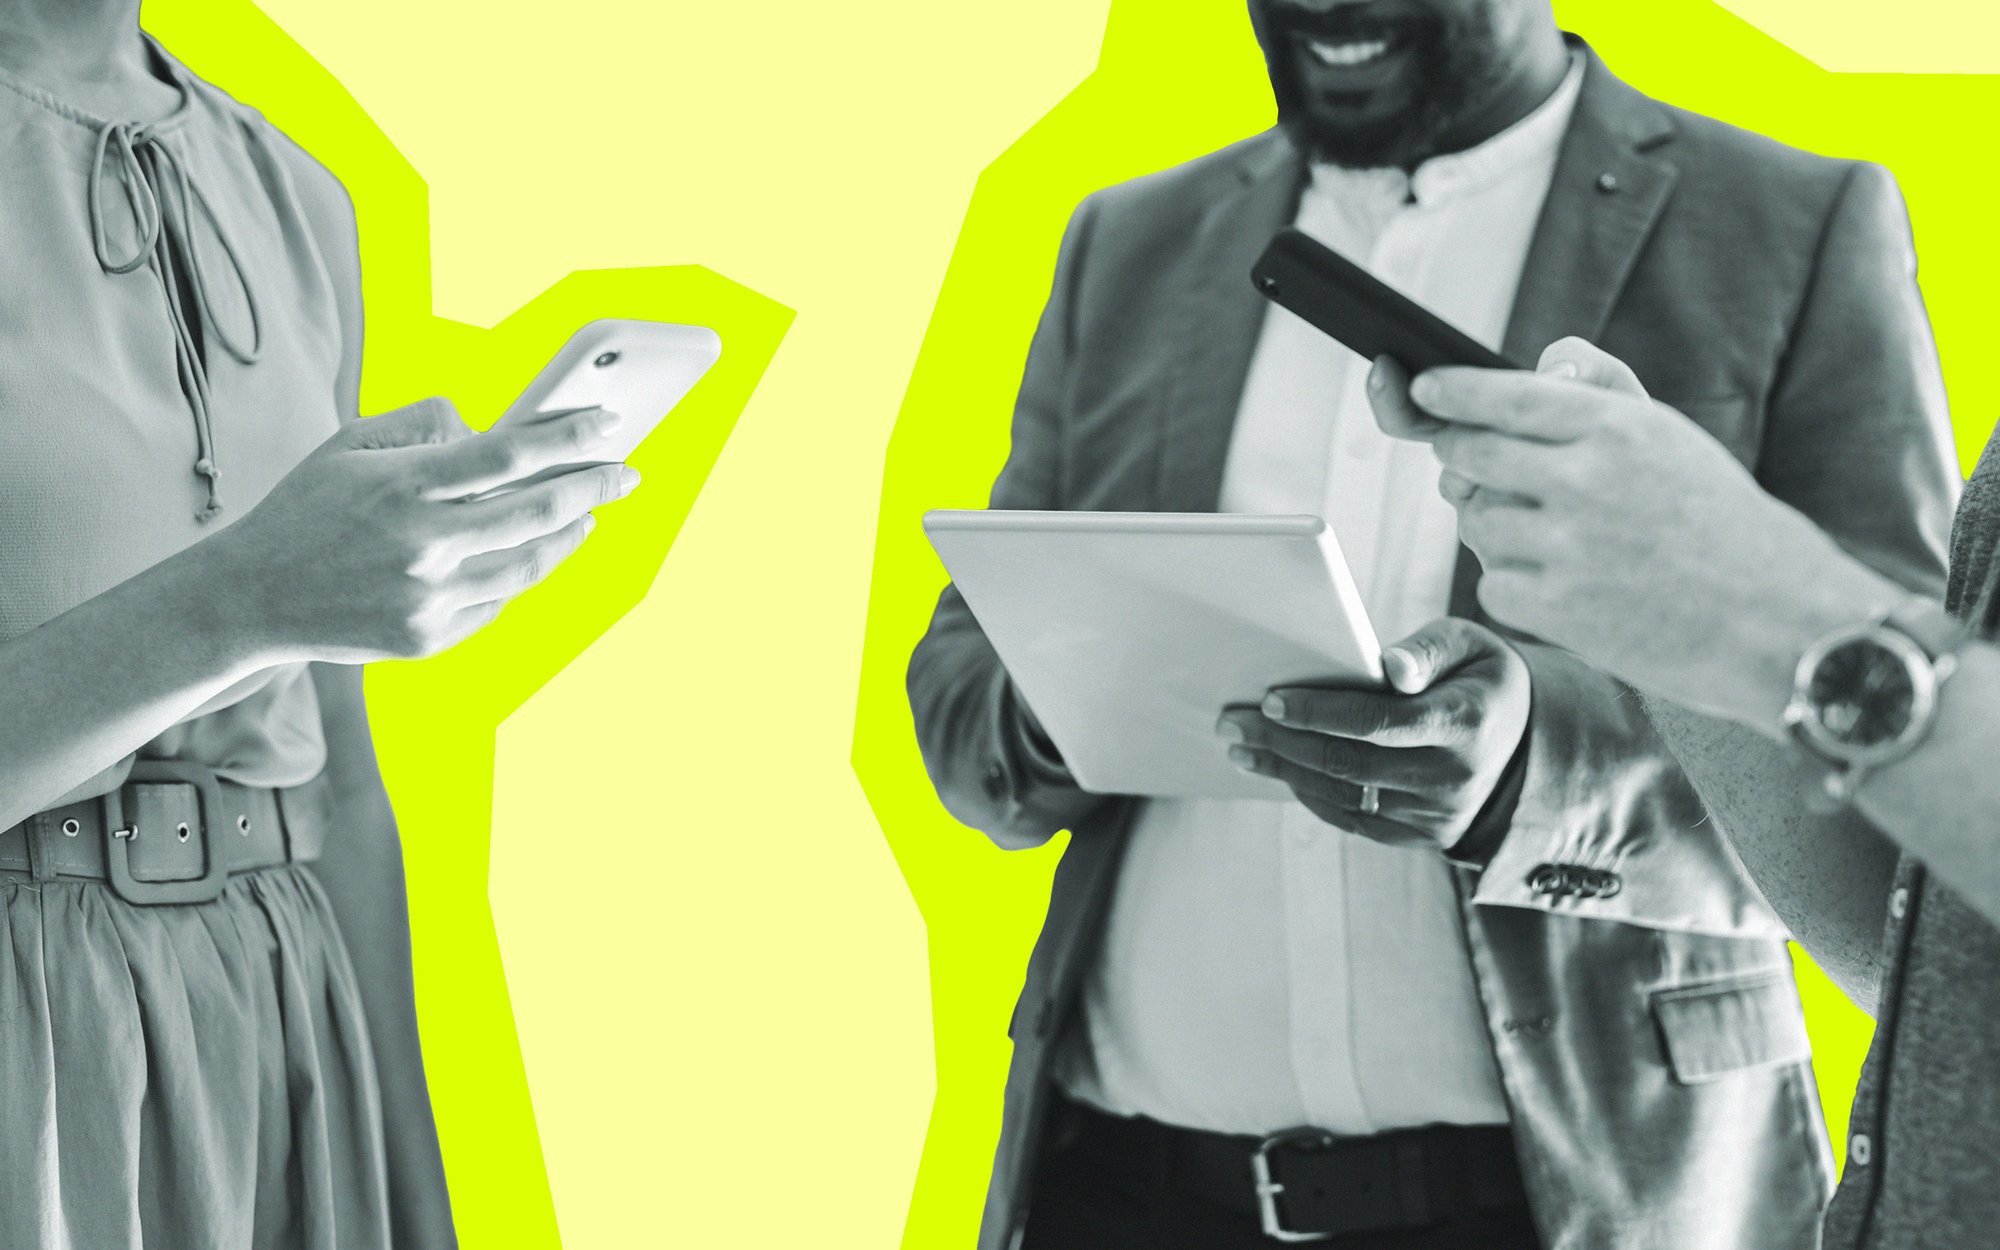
0 39 345 804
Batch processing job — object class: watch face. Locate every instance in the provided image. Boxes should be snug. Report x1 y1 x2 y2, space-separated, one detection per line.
1807 637 1919 749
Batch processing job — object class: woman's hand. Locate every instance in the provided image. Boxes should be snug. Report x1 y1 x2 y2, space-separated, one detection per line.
203 397 637 667
1367 339 1902 732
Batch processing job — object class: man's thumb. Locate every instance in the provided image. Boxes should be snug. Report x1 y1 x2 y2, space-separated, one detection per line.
1381 618 1477 694
1537 336 1649 400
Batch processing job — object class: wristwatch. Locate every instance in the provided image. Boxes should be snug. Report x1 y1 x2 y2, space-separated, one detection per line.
1783 598 1970 805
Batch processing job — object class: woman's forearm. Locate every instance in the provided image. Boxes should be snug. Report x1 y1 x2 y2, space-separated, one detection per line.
1 394 636 829
0 539 270 826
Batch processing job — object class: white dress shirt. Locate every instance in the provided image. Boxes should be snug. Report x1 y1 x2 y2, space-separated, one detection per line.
1056 57 1585 1138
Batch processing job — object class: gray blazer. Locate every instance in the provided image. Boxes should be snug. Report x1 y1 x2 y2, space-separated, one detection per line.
909 45 1957 1250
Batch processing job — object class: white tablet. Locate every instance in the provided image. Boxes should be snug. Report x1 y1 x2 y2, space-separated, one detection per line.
924 510 1384 801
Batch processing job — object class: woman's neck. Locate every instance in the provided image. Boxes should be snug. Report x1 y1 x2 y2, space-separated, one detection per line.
0 0 180 120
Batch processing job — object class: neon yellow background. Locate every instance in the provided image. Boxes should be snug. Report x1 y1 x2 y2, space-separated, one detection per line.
128 1 2000 1247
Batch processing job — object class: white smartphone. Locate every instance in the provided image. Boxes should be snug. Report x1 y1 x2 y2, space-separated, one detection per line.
492 319 722 484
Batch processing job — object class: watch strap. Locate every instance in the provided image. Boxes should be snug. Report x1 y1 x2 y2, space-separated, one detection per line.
1883 597 1972 666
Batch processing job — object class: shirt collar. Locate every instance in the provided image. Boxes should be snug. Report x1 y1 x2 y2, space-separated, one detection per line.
1308 51 1585 209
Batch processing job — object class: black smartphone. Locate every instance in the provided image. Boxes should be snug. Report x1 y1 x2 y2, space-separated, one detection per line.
1250 227 1523 372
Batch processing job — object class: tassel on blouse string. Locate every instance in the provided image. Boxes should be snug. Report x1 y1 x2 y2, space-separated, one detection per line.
87 119 263 523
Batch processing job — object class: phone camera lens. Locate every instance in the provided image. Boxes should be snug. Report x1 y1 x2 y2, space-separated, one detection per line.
592 350 621 369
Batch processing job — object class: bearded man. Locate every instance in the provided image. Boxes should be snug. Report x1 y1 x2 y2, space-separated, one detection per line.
906 2 1959 1247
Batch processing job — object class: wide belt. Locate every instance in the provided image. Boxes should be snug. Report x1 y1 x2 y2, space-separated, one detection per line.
1054 1097 1529 1243
0 759 330 906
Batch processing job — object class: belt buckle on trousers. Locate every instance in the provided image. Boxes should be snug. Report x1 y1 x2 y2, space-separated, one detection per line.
1253 1127 1426 1243
103 759 230 906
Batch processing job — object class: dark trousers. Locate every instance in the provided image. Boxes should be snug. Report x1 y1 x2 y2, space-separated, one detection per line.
1020 1105 1543 1250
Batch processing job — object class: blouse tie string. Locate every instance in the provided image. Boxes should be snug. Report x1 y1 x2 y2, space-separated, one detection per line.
88 118 264 523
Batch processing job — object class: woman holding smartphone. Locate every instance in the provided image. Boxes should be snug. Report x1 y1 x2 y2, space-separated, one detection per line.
0 4 633 1245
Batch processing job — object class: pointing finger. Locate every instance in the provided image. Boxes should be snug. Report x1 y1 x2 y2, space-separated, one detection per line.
1408 367 1612 441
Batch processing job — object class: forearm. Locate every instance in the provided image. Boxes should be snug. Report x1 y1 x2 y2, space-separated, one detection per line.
0 541 268 826
307 664 455 1245
1849 644 2000 928
1646 701 1897 1011
1637 539 1998 1002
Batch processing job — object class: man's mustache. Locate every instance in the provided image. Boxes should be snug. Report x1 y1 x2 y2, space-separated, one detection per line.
1260 2 1433 44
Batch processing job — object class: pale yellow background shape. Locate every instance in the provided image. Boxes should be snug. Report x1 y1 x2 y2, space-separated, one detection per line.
1718 0 2000 72
249 0 1114 1245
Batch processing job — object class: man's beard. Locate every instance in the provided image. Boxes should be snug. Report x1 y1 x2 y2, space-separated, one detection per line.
1252 1 1514 169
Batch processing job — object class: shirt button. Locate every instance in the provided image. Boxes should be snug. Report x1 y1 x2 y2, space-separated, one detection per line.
1890 887 1910 921
1849 1134 1873 1167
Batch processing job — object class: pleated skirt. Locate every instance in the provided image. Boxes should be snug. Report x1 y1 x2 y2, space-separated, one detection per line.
0 865 391 1250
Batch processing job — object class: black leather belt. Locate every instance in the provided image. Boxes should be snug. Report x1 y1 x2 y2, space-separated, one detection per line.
0 759 330 906
1054 1098 1529 1243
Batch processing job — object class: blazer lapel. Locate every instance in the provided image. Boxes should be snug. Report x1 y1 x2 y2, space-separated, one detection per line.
1502 46 1680 362
1152 133 1307 513
1452 45 1682 618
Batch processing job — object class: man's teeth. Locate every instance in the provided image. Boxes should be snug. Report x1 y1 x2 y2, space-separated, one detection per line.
1308 38 1392 67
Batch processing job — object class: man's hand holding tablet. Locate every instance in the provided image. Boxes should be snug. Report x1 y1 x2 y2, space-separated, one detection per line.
1217 617 1532 851
923 511 1387 802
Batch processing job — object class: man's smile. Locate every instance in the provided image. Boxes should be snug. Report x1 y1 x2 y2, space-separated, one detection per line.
1288 24 1419 95
1305 36 1394 67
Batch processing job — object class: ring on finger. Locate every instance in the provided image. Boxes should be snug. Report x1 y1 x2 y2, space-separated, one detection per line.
1358 784 1381 816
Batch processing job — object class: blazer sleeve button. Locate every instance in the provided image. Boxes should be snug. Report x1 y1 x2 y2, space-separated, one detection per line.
983 764 1007 802
1527 863 1567 896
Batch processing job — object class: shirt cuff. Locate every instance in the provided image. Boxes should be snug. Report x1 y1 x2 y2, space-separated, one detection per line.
1446 722 1531 871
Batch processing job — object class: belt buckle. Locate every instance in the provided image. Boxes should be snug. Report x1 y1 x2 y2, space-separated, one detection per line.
1253 1129 1338 1244
102 760 229 906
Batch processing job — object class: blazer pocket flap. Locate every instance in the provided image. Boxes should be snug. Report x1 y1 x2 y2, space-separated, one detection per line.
1651 972 1811 1085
